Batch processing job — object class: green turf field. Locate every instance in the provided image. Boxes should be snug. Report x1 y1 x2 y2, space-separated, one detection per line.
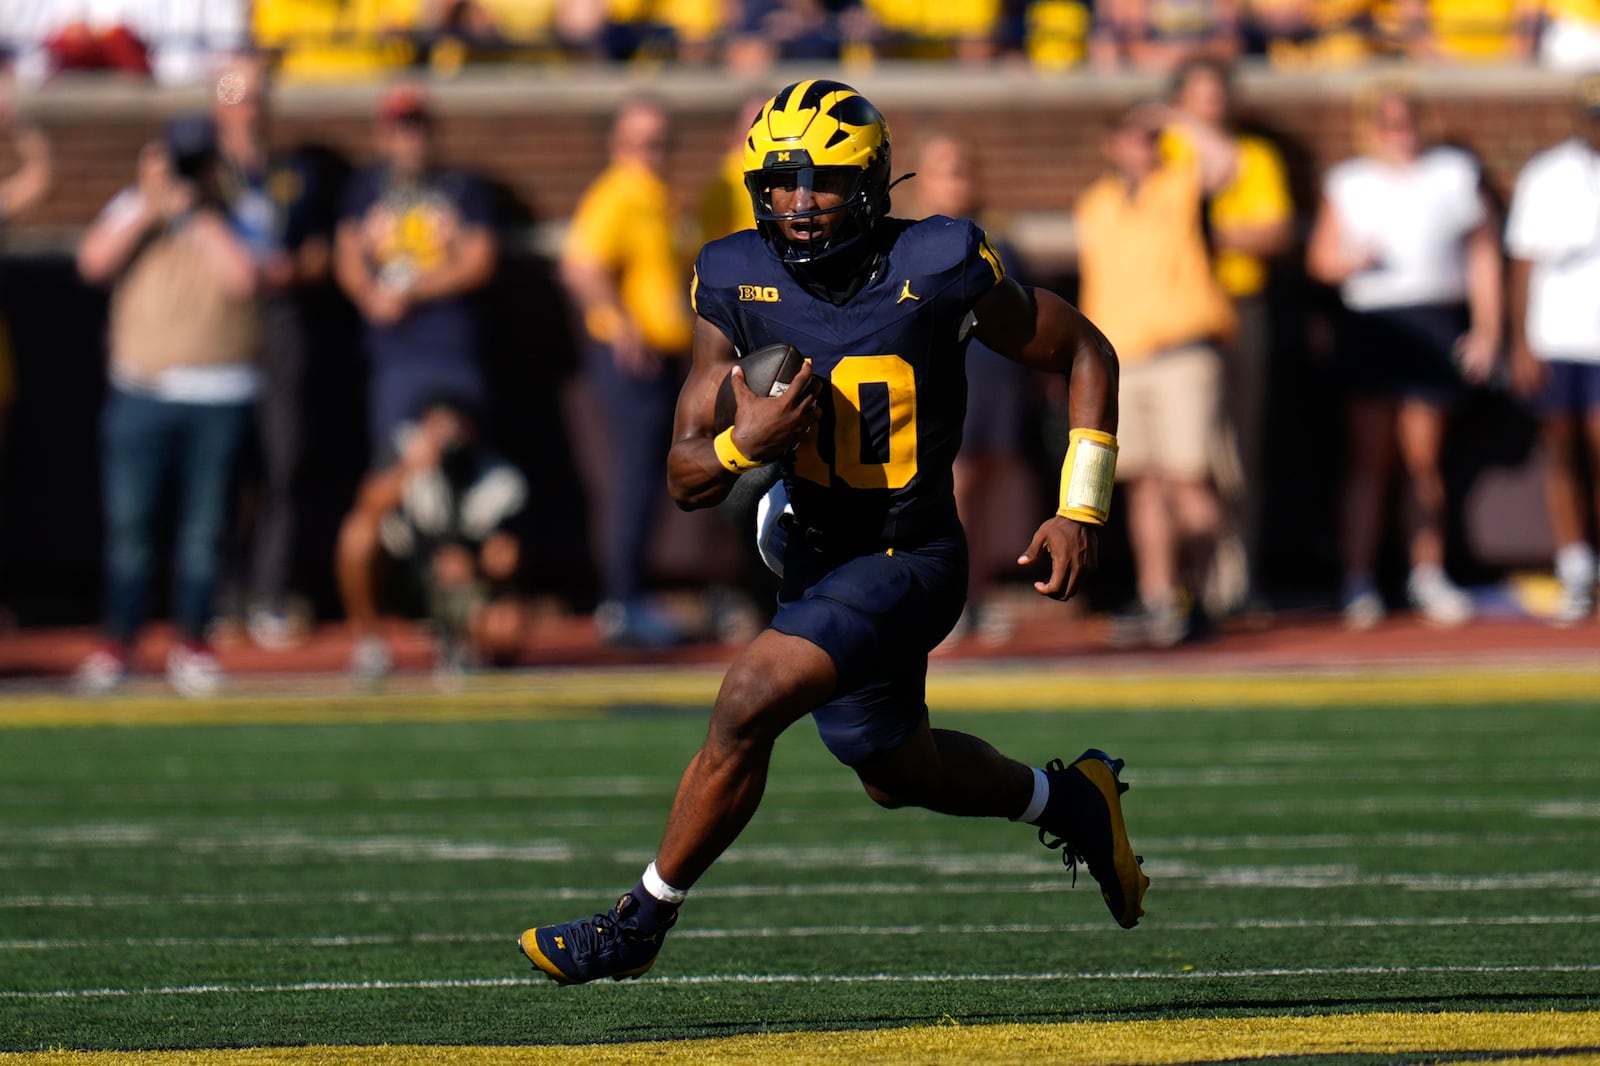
2 673 1598 1060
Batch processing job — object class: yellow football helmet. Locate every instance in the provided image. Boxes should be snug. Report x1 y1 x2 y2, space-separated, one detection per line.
742 79 893 265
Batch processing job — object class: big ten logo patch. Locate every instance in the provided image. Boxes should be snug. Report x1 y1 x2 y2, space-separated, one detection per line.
739 285 781 303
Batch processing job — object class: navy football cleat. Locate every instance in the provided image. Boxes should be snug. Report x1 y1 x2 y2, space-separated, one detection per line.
518 892 676 985
1035 749 1149 929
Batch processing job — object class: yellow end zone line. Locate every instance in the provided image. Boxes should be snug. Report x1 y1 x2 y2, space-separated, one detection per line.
4 1011 1598 1065
1 665 1596 729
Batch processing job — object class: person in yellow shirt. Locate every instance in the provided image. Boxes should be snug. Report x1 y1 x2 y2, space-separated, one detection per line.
1163 57 1293 615
1074 102 1238 646
698 93 768 245
865 0 1003 61
1394 0 1536 61
1243 0 1380 68
253 0 422 82
563 97 695 647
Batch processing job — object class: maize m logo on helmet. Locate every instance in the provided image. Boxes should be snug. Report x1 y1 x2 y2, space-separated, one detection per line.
742 79 893 266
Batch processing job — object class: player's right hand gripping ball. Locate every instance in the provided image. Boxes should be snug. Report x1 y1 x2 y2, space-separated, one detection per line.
714 342 809 432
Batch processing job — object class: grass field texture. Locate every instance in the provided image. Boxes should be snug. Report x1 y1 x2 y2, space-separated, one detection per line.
2 670 1598 1062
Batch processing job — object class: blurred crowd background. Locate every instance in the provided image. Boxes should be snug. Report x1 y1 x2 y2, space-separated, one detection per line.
0 0 1597 692
5 0 1600 81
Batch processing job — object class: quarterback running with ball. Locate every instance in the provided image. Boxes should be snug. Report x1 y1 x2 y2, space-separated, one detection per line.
519 79 1147 985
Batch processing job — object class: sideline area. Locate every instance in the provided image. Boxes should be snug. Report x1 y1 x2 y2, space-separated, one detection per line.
1 594 1595 684
0 661 1597 729
0 600 1595 728
0 606 1594 728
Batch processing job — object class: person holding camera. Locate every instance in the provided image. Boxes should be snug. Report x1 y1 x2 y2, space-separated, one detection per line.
73 113 269 697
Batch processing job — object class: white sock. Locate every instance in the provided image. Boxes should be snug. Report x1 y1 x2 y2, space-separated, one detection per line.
1555 542 1597 589
1410 562 1447 586
1014 767 1050 824
642 861 688 904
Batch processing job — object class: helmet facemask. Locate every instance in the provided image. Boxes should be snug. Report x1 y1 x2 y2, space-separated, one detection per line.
745 161 887 266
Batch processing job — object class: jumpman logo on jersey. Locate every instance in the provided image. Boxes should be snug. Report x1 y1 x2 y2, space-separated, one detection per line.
896 279 921 304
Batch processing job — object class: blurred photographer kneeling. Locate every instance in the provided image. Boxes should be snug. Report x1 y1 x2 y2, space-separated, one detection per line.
337 394 530 685
74 113 269 697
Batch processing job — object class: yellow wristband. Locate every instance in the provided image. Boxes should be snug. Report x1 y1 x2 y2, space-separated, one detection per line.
1056 427 1118 525
713 427 765 474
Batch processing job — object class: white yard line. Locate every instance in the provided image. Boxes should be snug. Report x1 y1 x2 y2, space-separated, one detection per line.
3 914 1599 952
6 869 1600 914
4 963 1598 1000
4 761 1595 809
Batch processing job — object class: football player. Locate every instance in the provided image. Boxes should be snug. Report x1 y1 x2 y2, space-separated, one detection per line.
520 80 1147 985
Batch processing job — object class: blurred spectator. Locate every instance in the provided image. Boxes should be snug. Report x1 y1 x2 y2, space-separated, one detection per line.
724 0 873 71
42 22 151 78
419 0 563 71
1089 0 1240 71
1074 102 1237 646
865 0 1003 62
1163 57 1293 613
560 0 728 63
1023 0 1093 69
539 0 607 57
3 0 247 85
1306 83 1501 629
1240 0 1379 67
73 114 265 696
335 82 498 679
562 97 694 647
1504 75 1600 625
253 0 421 83
1 65 53 438
698 92 767 245
337 394 530 681
0 83 50 215
1533 0 1600 68
1392 0 1535 62
212 55 336 650
0 60 52 628
907 131 1038 645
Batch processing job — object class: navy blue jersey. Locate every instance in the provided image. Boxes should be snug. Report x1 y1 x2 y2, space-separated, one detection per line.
693 215 1006 546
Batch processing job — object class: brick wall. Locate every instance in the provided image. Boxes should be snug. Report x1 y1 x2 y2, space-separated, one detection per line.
1 65 1587 247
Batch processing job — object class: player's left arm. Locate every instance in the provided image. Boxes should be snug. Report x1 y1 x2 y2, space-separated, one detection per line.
968 275 1120 602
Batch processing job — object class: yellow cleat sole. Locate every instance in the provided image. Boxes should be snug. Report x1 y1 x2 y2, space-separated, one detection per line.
1071 756 1149 929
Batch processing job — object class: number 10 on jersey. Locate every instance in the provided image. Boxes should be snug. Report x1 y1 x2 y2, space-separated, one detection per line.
793 354 919 491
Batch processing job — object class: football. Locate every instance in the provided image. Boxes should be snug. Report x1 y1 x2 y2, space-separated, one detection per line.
713 342 808 432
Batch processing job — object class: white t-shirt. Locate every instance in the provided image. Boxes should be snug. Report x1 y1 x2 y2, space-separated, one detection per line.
1505 137 1600 363
1324 147 1487 312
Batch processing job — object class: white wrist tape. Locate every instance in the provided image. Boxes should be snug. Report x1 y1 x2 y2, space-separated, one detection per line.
1057 428 1118 525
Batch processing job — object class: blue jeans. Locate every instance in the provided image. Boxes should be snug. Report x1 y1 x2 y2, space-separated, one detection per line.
584 341 684 603
100 388 252 644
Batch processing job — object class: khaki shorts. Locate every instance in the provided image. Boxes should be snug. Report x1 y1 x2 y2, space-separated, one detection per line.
1115 344 1222 482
